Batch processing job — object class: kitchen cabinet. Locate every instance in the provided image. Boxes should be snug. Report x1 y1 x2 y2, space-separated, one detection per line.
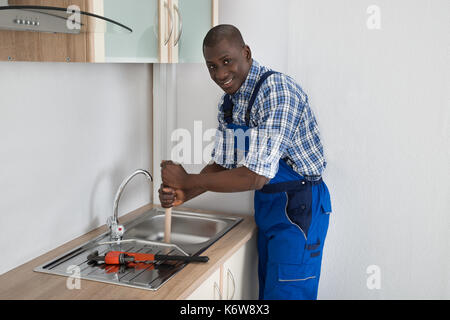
102 0 218 63
186 234 259 300
101 0 218 63
0 0 218 62
102 0 159 62
172 0 218 63
223 235 259 300
0 0 94 62
185 265 222 300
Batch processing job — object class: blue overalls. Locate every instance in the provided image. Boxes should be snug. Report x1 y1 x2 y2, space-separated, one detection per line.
222 71 332 300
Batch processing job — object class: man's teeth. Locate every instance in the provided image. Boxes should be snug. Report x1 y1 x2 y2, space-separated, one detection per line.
224 79 232 85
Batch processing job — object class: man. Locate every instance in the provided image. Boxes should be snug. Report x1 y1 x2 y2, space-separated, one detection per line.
160 25 332 300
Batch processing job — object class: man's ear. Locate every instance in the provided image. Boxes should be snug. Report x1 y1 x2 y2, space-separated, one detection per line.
243 45 252 61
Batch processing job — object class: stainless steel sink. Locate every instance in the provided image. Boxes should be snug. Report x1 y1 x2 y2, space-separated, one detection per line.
123 209 237 255
34 208 242 291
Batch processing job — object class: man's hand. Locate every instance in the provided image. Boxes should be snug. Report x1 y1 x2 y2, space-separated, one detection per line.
159 162 226 208
158 184 187 208
161 160 190 189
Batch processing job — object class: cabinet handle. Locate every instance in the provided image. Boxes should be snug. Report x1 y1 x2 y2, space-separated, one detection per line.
173 4 183 46
164 1 174 46
213 282 222 300
227 269 236 300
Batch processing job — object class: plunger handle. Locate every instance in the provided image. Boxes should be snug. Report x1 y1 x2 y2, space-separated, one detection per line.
164 207 172 243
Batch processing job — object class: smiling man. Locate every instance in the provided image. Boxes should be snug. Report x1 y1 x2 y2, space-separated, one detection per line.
160 24 332 300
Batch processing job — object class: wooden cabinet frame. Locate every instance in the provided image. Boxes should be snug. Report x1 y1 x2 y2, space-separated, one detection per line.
0 0 94 62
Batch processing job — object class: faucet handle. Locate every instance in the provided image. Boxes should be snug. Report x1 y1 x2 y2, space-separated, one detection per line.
113 224 125 239
107 216 125 241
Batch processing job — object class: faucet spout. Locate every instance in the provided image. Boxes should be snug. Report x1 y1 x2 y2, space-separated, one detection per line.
108 169 153 241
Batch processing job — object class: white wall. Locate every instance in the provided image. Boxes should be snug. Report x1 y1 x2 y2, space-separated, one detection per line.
171 0 449 299
288 0 449 300
218 0 290 73
0 62 153 274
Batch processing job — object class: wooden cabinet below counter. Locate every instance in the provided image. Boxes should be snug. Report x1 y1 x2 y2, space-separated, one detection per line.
186 235 258 300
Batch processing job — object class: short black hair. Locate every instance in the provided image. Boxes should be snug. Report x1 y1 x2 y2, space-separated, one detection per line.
203 24 245 49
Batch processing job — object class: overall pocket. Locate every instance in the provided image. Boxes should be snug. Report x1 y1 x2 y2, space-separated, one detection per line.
284 184 312 239
278 263 318 282
264 262 320 300
302 202 331 265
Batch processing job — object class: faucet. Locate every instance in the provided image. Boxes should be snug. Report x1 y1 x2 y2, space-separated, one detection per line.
107 169 153 242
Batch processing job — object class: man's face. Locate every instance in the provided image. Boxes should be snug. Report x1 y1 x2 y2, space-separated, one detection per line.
203 39 252 95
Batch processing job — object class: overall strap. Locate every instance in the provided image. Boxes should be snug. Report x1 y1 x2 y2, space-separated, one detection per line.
222 70 278 126
245 71 277 126
223 94 234 125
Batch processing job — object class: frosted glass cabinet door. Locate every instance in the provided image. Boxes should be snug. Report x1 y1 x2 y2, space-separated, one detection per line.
177 0 214 63
104 0 159 62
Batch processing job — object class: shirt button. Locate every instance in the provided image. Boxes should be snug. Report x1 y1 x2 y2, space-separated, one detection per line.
301 205 306 210
301 181 306 185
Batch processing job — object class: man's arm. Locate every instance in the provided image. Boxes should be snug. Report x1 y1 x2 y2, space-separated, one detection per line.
161 161 269 193
182 162 228 200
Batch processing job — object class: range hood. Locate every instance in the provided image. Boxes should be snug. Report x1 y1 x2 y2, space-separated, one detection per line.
0 0 132 34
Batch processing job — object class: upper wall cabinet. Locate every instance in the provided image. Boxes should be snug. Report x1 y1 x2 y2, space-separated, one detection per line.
102 0 159 63
0 0 218 63
166 0 218 63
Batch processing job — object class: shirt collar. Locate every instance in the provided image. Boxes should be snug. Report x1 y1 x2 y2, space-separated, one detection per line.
231 59 262 102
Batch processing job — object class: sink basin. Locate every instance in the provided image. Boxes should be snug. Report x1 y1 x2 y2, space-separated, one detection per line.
34 208 242 291
125 214 227 244
123 209 236 254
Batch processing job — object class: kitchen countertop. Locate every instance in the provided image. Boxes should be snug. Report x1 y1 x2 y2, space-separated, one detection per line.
0 204 256 300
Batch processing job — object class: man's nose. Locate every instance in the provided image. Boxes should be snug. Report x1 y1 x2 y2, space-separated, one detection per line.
216 67 229 81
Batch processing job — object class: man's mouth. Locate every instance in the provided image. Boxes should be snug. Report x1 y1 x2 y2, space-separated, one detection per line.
221 78 233 88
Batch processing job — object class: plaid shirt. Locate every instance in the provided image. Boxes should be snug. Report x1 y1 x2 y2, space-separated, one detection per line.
211 60 326 181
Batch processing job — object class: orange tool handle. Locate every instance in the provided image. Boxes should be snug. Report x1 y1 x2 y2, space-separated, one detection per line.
104 251 154 265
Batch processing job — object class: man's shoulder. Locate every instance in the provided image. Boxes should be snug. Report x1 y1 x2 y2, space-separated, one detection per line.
257 66 308 105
